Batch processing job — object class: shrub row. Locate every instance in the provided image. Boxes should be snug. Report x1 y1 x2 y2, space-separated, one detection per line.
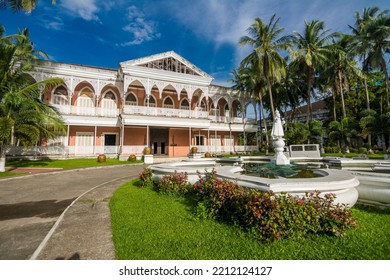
138 168 357 241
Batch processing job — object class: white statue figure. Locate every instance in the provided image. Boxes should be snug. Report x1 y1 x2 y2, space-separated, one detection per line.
271 109 290 165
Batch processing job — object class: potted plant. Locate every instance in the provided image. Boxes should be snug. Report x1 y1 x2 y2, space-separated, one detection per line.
128 154 136 161
97 154 106 163
191 147 198 154
143 147 151 155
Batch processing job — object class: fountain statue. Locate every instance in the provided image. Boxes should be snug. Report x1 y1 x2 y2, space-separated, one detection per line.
271 109 290 165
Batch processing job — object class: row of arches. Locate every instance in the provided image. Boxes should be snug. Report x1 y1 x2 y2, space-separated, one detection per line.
45 80 255 119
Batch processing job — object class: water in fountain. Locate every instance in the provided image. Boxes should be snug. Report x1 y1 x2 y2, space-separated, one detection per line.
243 162 322 179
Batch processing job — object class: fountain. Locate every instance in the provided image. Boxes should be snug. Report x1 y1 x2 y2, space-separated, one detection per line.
149 110 364 207
271 110 290 165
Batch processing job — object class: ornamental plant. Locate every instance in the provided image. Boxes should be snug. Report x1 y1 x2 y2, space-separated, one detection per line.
138 167 154 188
155 171 192 195
193 170 357 241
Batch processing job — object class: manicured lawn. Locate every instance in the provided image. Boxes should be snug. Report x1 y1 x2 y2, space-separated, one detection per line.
321 153 385 159
110 179 390 260
5 158 143 169
0 171 26 178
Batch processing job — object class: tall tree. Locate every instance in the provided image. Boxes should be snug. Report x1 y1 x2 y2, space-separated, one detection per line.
366 9 390 106
0 0 56 13
290 20 337 123
0 26 65 171
348 7 385 110
232 52 270 154
239 15 290 120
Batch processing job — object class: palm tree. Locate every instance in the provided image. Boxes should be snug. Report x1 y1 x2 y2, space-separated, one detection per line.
348 7 389 107
366 10 390 106
0 26 65 171
328 117 359 155
239 15 290 120
290 20 338 123
324 36 363 119
232 53 271 155
0 0 56 13
360 108 390 153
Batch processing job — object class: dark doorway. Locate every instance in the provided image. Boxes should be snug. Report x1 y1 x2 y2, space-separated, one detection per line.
104 134 117 154
150 128 169 155
153 142 158 154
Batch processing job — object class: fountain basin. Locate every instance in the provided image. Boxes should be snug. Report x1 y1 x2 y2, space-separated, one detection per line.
150 159 359 207
351 171 390 206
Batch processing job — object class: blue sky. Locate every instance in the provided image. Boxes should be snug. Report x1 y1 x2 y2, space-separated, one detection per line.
1 0 388 86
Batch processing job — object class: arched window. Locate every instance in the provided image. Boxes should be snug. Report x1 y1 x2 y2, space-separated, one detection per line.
224 103 230 117
144 95 156 107
198 100 206 111
125 92 137 106
210 103 220 116
163 96 174 108
78 87 94 107
102 90 117 110
180 99 189 110
53 85 69 105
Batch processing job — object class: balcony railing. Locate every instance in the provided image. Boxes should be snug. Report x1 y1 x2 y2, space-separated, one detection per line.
51 104 257 124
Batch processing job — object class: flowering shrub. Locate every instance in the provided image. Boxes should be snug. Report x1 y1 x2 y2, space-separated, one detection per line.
194 170 357 241
156 171 192 195
138 167 154 188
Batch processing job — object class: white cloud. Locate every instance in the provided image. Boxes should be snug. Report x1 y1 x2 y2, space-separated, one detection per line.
119 5 161 47
60 0 100 22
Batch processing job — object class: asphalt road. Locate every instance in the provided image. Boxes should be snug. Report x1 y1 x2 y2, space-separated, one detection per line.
0 164 145 260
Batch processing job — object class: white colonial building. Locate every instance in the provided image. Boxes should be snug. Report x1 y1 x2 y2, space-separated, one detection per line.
11 51 259 158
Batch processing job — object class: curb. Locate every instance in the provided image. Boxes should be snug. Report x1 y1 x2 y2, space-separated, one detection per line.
0 163 145 182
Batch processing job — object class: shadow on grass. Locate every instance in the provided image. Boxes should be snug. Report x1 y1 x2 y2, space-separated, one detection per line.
354 204 390 215
6 159 51 168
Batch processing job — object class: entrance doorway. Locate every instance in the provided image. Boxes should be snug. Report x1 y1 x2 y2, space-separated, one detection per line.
104 134 117 154
150 128 169 155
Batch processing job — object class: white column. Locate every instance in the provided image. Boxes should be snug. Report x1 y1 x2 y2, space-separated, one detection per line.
146 125 149 146
94 126 97 155
189 128 191 148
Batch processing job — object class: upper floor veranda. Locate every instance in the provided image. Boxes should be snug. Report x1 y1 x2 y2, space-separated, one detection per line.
32 51 259 126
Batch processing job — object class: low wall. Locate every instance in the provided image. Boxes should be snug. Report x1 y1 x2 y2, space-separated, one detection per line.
289 144 320 158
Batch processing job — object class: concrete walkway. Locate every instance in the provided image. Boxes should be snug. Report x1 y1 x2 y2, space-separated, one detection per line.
0 164 145 260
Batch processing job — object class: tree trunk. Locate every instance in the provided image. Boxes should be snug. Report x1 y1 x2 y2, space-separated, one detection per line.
362 75 372 147
306 68 313 123
338 70 346 118
258 91 269 155
266 79 275 121
332 89 337 121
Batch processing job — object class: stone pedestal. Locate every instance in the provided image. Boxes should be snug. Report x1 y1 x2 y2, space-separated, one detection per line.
0 157 5 172
143 154 154 164
272 138 290 165
189 153 202 159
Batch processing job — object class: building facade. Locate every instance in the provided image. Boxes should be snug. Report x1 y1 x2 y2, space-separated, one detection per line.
18 51 258 158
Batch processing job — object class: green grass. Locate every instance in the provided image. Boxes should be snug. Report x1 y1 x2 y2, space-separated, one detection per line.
0 171 26 178
5 158 143 169
321 152 385 159
110 179 390 260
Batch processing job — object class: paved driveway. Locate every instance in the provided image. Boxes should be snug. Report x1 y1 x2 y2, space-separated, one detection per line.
0 164 144 260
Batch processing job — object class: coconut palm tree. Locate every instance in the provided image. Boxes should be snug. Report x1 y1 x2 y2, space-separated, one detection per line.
0 0 56 13
366 10 390 106
290 20 338 123
324 36 363 119
0 26 65 171
232 53 271 155
239 15 291 120
348 7 389 108
359 108 390 153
